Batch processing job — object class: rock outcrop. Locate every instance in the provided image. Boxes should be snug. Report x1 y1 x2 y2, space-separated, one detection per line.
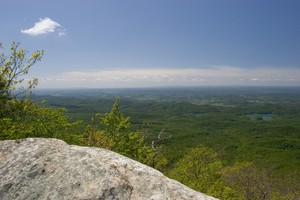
0 138 217 200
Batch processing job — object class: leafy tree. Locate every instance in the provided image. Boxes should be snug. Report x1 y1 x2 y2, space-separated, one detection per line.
273 171 300 200
168 145 236 199
0 98 82 141
0 41 43 103
0 41 81 142
223 163 300 200
1 41 43 122
0 41 165 173
112 131 153 164
85 114 112 148
223 162 273 200
83 98 156 165
100 97 130 137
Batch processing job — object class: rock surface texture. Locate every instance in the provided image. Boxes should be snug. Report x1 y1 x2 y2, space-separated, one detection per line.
0 138 217 200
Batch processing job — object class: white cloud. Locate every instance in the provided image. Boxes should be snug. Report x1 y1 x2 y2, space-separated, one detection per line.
37 67 300 88
58 31 66 37
21 17 63 36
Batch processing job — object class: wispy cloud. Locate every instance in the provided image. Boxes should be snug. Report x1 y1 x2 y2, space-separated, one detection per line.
38 66 300 88
21 17 65 36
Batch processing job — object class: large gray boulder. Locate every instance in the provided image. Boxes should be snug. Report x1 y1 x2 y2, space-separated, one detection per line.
0 138 218 200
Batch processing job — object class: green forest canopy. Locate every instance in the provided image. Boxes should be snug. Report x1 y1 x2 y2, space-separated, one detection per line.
1 41 300 199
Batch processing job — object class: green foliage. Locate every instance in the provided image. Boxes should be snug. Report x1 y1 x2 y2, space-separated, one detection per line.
272 171 300 200
168 145 236 199
2 41 300 198
222 162 300 200
0 41 43 103
223 162 273 200
0 41 81 143
112 131 153 164
83 98 160 166
100 97 130 136
0 99 82 141
84 114 113 148
30 87 300 198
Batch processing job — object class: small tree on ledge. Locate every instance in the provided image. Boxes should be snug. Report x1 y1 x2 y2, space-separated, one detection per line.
0 41 43 99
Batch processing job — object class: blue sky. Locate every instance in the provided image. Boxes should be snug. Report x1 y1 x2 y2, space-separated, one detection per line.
1 0 300 88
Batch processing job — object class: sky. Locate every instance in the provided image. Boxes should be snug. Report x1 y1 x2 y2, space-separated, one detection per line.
1 0 300 88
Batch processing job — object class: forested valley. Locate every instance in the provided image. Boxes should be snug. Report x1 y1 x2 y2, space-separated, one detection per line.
30 87 300 199
1 42 300 199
